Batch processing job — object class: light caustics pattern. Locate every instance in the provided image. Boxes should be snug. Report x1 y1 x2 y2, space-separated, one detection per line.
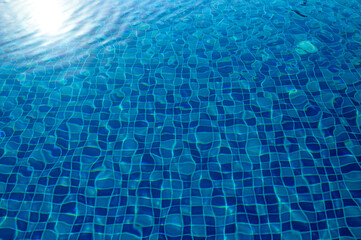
0 0 360 239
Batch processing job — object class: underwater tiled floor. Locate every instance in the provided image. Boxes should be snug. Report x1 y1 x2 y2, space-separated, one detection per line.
0 0 361 239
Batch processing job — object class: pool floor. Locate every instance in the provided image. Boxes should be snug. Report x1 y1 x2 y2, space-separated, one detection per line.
0 0 361 239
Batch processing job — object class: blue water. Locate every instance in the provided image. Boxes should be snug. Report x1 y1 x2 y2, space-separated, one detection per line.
0 0 361 239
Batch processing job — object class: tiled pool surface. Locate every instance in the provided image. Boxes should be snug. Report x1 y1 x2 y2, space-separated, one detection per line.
0 0 361 239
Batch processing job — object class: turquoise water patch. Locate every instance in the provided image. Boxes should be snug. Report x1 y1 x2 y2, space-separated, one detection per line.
295 41 318 55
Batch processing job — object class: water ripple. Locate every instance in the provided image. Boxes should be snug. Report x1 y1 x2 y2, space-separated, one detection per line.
0 0 206 66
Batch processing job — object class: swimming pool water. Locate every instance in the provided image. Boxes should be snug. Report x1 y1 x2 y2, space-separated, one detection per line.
0 0 361 239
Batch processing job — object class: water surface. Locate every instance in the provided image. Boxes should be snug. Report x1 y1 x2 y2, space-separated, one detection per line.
0 0 361 239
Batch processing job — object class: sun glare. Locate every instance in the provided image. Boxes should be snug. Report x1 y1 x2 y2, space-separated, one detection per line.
28 0 69 35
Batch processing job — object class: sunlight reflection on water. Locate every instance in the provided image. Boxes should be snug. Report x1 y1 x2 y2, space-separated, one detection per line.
25 0 71 36
0 0 201 66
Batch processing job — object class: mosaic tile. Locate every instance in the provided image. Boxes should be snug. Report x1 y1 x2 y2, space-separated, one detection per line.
0 0 361 239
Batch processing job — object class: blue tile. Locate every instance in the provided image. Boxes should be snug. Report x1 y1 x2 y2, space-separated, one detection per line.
0 0 360 239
